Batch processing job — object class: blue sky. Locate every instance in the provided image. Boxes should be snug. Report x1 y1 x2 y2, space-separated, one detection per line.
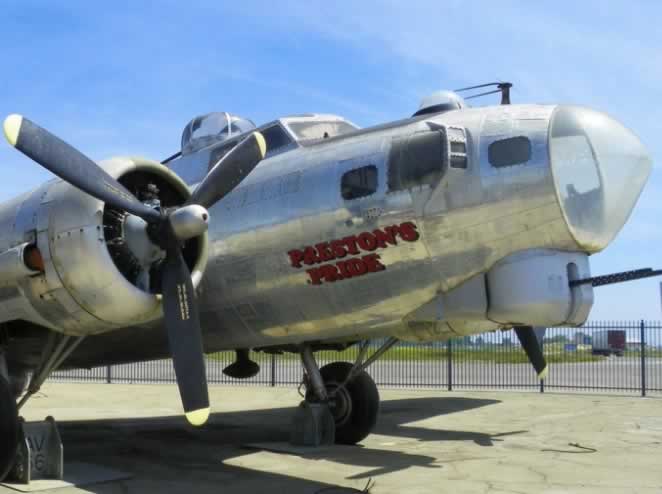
1 1 660 320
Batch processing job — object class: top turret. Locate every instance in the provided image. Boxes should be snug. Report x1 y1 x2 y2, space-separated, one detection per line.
181 112 256 154
413 90 466 117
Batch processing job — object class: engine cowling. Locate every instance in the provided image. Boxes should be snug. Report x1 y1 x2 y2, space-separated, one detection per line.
17 157 208 335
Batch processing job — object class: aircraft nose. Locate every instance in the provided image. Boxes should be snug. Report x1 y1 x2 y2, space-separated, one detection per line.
549 105 652 252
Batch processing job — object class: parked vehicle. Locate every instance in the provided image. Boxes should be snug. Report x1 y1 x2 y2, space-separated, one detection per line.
592 330 626 356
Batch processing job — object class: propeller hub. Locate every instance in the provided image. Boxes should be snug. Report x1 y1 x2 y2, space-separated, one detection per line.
3 114 265 427
168 204 209 241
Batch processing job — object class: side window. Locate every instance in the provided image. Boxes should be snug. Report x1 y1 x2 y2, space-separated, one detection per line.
488 136 531 167
261 125 293 155
341 165 378 200
388 130 447 191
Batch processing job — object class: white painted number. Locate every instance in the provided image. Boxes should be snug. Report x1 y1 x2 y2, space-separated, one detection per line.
177 283 190 321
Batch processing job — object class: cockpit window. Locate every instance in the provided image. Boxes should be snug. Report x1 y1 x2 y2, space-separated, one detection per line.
488 136 531 167
388 130 447 191
288 121 358 141
342 165 378 200
261 124 294 155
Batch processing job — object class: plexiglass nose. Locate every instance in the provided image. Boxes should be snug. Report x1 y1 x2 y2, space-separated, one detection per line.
549 106 652 252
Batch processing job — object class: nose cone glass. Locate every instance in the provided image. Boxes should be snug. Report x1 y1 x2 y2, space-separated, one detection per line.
549 106 652 252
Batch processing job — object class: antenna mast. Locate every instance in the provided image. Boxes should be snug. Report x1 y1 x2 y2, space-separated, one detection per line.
454 82 513 105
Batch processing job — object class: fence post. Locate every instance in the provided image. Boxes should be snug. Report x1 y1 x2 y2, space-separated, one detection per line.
270 353 276 387
640 320 646 397
447 339 453 391
534 330 549 393
106 365 112 384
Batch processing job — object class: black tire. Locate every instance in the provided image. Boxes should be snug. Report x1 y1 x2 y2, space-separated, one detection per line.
0 376 19 481
306 361 379 445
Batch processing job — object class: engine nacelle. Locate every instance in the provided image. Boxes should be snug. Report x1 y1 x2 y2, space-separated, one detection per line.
13 157 208 335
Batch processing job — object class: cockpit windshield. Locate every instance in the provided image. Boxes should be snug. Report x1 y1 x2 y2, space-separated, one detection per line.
181 112 256 154
287 120 358 142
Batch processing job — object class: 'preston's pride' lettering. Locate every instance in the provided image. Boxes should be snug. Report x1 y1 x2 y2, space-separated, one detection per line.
287 221 419 285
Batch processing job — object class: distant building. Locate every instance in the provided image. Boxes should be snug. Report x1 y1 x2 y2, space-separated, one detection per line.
574 332 592 345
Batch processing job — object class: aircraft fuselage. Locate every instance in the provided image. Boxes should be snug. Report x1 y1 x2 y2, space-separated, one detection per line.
0 104 652 367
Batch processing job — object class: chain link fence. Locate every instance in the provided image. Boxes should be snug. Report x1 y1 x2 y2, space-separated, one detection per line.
50 321 662 396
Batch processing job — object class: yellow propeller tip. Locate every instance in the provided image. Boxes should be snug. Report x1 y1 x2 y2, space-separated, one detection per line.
3 114 22 147
538 366 549 381
185 407 210 426
254 131 267 159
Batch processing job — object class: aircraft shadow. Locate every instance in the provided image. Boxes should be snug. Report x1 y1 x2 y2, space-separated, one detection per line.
376 397 527 447
41 396 525 491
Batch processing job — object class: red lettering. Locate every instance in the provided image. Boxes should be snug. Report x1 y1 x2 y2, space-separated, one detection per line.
306 256 386 285
306 267 324 285
343 236 360 255
321 264 341 282
303 246 320 265
337 259 353 278
315 242 334 262
363 253 386 273
373 228 397 249
330 240 348 258
347 258 368 276
384 225 400 241
357 232 378 251
398 221 420 242
288 249 304 268
291 222 419 281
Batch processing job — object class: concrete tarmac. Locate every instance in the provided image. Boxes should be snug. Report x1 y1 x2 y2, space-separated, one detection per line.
3 383 662 493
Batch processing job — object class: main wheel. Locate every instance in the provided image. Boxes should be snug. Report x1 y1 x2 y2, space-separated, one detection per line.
0 376 19 481
306 361 379 445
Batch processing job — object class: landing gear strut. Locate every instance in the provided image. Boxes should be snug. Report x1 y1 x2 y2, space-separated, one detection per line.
0 353 20 481
17 333 85 411
298 338 396 445
0 333 84 482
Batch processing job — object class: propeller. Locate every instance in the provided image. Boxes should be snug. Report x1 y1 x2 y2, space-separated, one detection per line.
514 326 548 380
3 114 266 426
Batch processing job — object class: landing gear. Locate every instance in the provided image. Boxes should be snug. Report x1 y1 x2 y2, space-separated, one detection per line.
16 333 85 411
0 376 20 481
298 338 396 445
0 333 85 482
306 362 379 445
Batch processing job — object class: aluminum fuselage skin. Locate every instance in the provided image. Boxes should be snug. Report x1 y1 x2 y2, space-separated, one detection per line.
0 104 651 368
170 105 575 349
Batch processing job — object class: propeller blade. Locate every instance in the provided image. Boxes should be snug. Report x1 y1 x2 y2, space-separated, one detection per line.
161 232 209 426
187 131 266 209
3 114 161 222
514 326 548 380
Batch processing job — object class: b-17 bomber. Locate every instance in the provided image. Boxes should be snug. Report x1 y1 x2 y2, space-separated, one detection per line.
0 83 655 480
